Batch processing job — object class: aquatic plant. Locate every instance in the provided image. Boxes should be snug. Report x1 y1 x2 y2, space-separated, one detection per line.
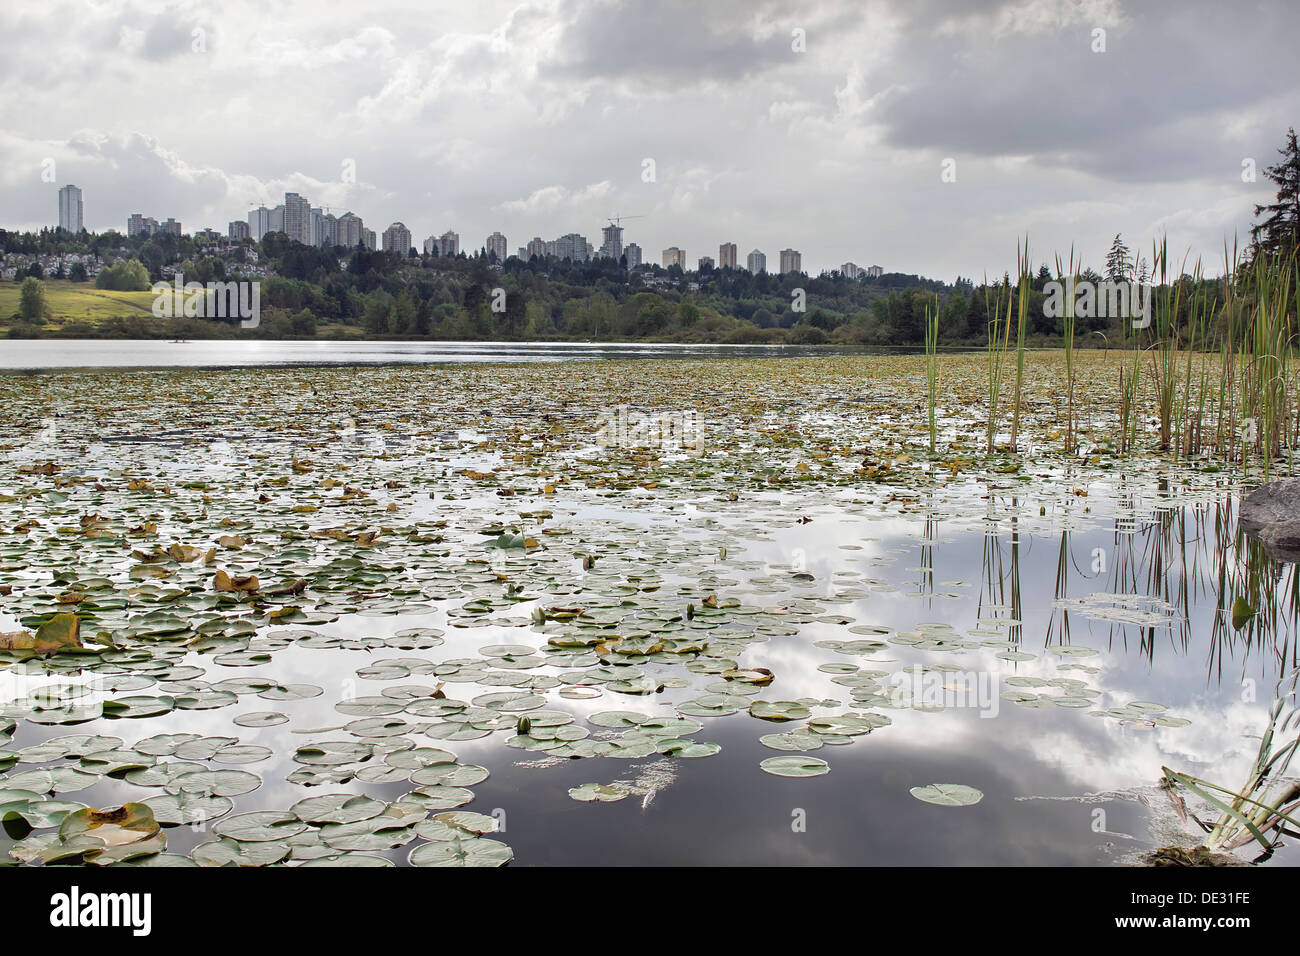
1160 666 1300 860
982 241 1031 454
924 294 939 452
1055 251 1079 455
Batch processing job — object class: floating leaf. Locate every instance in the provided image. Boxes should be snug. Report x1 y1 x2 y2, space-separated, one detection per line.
909 784 984 806
759 756 829 778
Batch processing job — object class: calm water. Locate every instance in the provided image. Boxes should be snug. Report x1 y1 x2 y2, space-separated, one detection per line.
0 339 854 370
0 357 1295 867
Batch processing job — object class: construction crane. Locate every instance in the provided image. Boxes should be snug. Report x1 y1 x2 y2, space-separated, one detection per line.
606 214 645 228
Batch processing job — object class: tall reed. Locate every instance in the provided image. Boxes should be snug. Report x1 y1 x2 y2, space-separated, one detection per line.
1112 237 1296 470
1054 250 1079 454
924 294 939 453
1162 667 1300 858
1009 243 1030 451
983 274 1012 454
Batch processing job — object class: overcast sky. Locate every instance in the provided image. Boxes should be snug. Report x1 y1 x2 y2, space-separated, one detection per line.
1 0 1296 279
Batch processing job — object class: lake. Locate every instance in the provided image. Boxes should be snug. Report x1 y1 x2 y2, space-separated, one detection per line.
0 350 1294 866
0 339 856 370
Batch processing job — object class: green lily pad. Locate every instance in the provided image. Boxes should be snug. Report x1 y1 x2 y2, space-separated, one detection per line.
759 756 829 778
909 783 984 806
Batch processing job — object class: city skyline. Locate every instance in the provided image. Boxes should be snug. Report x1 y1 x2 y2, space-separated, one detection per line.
42 183 863 275
3 1 1294 279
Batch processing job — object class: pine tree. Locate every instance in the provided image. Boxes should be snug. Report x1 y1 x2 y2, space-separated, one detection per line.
1251 127 1300 257
1105 234 1131 283
1134 254 1149 286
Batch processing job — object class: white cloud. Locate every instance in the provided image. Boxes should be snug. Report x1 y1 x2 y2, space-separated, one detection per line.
0 0 1294 278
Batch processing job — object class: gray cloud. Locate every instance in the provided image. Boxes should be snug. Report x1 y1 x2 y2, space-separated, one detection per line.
541 0 808 85
0 0 1294 280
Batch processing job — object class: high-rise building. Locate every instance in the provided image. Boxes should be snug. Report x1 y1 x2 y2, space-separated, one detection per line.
487 231 507 262
363 228 377 251
841 262 863 280
662 246 686 269
58 185 83 232
248 206 272 242
229 220 251 240
550 233 588 262
424 236 440 255
336 213 364 249
526 237 546 259
282 192 312 245
866 264 883 278
718 242 737 269
698 255 714 271
161 218 182 237
269 205 285 234
431 230 459 257
311 208 339 247
779 249 802 274
382 222 412 254
624 242 642 268
746 249 766 273
312 209 336 246
600 224 624 260
127 215 160 237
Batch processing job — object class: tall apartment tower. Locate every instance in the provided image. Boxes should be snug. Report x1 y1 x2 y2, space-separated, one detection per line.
336 212 364 248
58 185 83 232
553 233 587 262
718 242 737 269
311 207 341 247
487 231 508 262
600 224 624 260
248 206 272 242
437 230 460 257
746 249 766 273
662 247 686 268
624 242 642 268
779 248 802 274
282 192 312 245
382 222 412 254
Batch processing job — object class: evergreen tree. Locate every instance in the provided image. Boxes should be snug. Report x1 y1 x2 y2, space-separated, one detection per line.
1104 234 1131 283
1252 127 1300 257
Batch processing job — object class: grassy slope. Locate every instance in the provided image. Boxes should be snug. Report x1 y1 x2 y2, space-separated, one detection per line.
0 280 157 330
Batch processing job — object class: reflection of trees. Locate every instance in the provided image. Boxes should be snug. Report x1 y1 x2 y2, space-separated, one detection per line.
1208 497 1300 679
1036 474 1298 684
978 491 1022 644
918 495 936 602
